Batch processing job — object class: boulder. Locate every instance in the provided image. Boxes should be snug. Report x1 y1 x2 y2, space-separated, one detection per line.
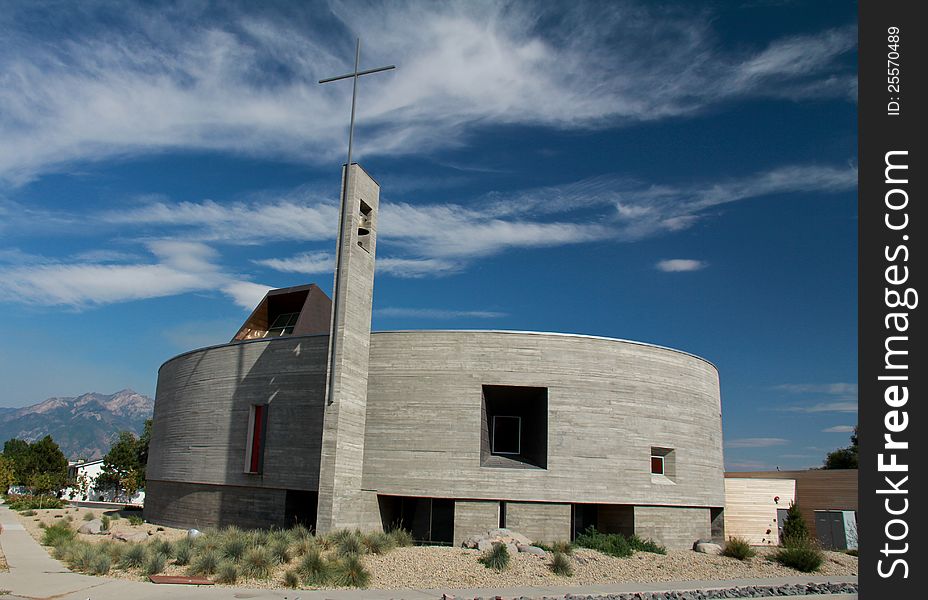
517 544 548 557
461 534 482 549
694 542 723 555
112 531 149 543
187 528 202 540
78 519 104 534
505 542 518 556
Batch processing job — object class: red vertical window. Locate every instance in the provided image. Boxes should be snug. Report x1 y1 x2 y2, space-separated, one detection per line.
249 404 266 473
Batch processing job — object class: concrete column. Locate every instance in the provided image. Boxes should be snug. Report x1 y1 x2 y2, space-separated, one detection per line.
316 163 380 533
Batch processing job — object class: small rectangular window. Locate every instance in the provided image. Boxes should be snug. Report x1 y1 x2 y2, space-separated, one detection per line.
492 415 521 454
245 404 268 474
650 455 664 475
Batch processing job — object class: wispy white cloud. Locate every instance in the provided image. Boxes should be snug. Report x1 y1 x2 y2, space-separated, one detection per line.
656 259 707 272
0 2 856 182
823 425 855 433
725 437 789 448
0 242 268 310
774 382 858 413
375 307 507 320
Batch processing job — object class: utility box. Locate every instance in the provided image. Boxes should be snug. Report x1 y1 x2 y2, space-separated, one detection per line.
814 510 858 550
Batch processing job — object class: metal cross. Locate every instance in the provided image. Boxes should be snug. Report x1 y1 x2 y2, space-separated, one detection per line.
319 39 394 406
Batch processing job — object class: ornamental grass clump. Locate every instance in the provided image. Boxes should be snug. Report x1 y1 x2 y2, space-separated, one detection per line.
90 552 112 575
41 521 76 547
270 539 292 564
83 511 96 521
334 530 364 557
478 542 511 571
214 560 240 584
173 540 192 566
127 514 144 526
722 537 756 561
361 531 394 555
386 527 413 548
143 552 167 576
188 549 220 576
298 548 333 586
241 546 274 579
221 535 248 561
120 543 148 569
330 553 371 588
283 569 301 588
550 551 573 577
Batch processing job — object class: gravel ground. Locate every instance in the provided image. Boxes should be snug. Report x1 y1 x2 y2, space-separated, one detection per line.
16 506 187 549
13 509 857 590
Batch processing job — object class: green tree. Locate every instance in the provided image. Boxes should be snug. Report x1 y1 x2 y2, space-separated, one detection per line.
99 430 144 499
137 419 152 482
2 438 31 484
26 436 69 492
0 454 15 492
823 425 858 469
781 502 810 546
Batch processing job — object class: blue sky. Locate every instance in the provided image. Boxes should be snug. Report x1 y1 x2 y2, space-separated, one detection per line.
0 0 857 470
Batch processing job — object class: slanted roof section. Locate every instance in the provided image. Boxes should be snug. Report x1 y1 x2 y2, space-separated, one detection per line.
232 284 332 342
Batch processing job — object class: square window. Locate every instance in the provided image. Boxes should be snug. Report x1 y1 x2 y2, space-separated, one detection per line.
481 385 547 469
650 446 676 481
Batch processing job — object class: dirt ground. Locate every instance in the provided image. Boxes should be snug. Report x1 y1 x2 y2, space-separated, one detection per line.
12 508 858 590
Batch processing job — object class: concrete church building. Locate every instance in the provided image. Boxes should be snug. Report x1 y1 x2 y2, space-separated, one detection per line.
146 165 725 549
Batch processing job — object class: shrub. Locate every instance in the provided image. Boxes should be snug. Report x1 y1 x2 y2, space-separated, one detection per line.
127 515 144 526
6 494 66 510
20 509 36 516
120 544 148 569
173 541 192 566
241 547 274 579
550 551 573 576
781 503 810 546
41 521 76 547
330 554 371 588
627 534 666 555
100 515 111 531
552 540 573 555
573 527 632 558
221 536 248 561
335 530 364 557
151 538 173 558
722 537 756 561
90 552 112 575
283 569 301 588
270 539 292 564
189 550 220 576
773 539 824 573
143 552 167 576
361 531 394 555
83 511 96 521
386 528 413 548
214 560 239 584
298 548 332 586
478 542 511 571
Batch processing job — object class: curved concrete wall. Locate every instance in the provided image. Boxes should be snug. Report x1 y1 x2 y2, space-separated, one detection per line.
147 335 329 492
146 330 723 527
363 331 724 508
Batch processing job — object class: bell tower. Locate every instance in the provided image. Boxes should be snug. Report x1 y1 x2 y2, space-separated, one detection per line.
315 163 381 533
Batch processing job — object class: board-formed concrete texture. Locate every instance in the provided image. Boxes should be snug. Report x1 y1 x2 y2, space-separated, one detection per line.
145 162 725 550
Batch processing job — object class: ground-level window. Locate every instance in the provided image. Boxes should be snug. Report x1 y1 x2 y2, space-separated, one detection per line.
245 404 268 474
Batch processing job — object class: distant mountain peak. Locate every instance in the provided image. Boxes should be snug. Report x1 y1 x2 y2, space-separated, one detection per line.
1 389 154 460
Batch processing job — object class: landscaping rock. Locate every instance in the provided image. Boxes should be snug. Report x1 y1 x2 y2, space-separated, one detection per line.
187 528 202 540
693 542 723 555
517 544 548 557
112 531 149 543
78 518 104 534
464 528 535 551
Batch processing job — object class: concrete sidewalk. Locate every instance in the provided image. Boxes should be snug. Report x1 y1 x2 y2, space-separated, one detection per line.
1 502 857 600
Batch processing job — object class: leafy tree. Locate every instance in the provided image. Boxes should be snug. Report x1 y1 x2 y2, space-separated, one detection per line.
99 429 147 499
0 454 15 492
2 438 31 484
824 425 858 469
781 502 810 546
137 419 152 482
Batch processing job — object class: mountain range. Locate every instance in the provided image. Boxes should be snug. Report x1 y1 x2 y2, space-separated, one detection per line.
0 389 154 460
